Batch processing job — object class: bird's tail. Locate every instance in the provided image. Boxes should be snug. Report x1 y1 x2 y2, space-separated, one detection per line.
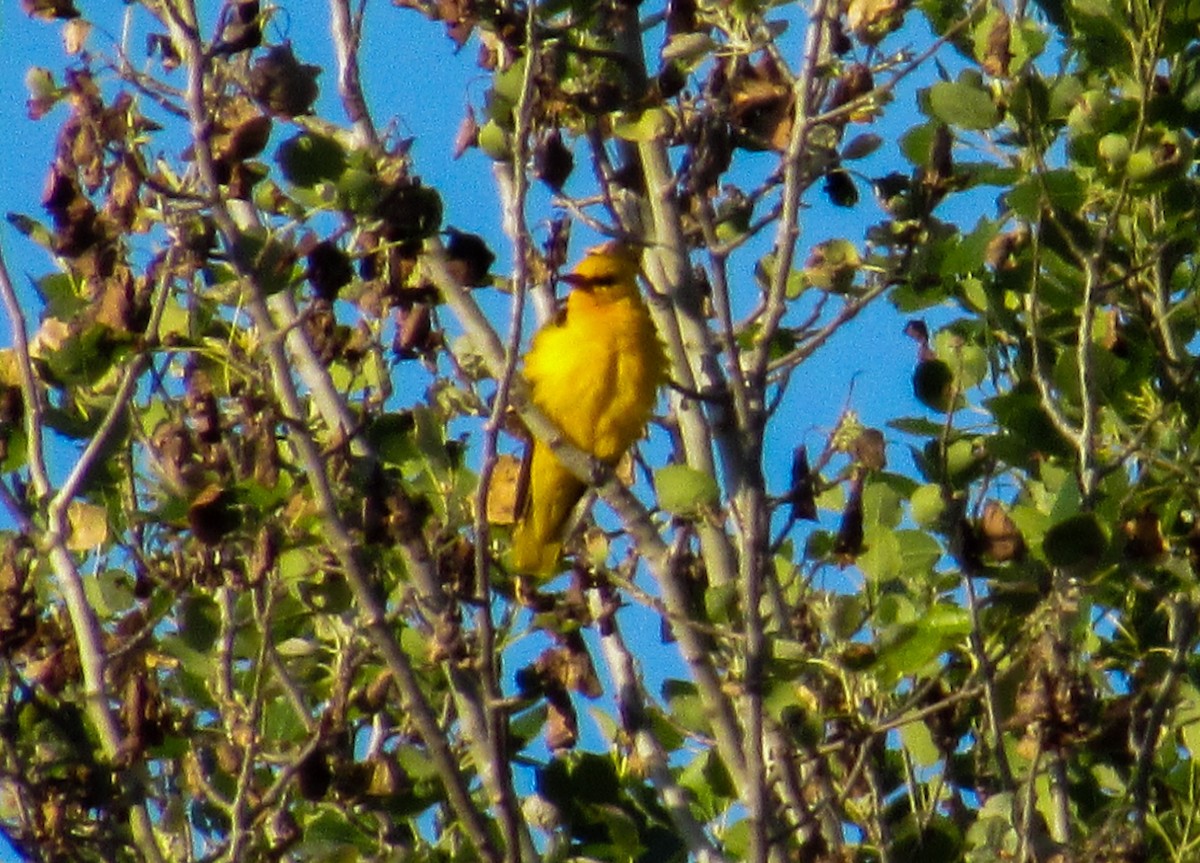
511 440 587 576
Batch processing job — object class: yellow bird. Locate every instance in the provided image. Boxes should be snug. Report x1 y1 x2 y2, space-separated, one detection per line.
511 242 667 576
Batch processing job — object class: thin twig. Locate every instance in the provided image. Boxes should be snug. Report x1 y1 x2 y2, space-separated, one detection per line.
961 567 1016 790
1024 244 1084 449
468 6 542 861
747 0 834 387
765 279 891 377
1131 598 1196 831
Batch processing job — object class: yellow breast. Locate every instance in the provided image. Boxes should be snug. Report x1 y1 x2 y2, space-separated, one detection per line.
523 281 666 463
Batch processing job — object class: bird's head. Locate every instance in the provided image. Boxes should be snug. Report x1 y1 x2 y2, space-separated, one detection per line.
561 241 643 301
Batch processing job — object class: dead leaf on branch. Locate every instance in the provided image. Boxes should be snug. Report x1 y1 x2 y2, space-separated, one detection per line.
977 500 1024 563
981 9 1012 78
250 43 320 117
485 453 525 526
21 0 80 20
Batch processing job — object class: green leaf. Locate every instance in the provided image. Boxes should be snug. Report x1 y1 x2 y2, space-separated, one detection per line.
892 814 963 862
966 792 1020 856
335 168 384 214
180 595 220 652
232 230 299 296
960 276 988 311
897 529 944 578
874 623 939 679
863 481 903 529
83 569 132 619
302 810 374 854
278 547 319 584
612 108 672 142
678 750 734 818
888 417 947 436
957 161 1021 187
299 571 353 614
755 251 808 298
1175 685 1200 758
41 324 129 387
1011 18 1049 70
568 753 622 805
722 818 750 860
662 679 711 736
591 804 642 857
941 219 999 276
1048 74 1084 121
927 81 1000 129
276 132 347 187
829 594 866 639
942 436 987 485
816 482 845 513
477 120 511 160
802 238 861 292
394 744 439 785
25 66 58 103
900 122 939 166
874 471 920 499
899 716 942 768
987 389 1074 462
1069 0 1132 68
275 636 319 657
858 527 902 582
940 342 988 390
1006 170 1086 219
262 698 306 743
927 604 971 635
1042 512 1107 569
874 606 970 683
0 429 27 473
490 55 528 112
645 707 685 753
538 754 620 812
33 272 86 318
704 580 738 625
508 704 548 751
367 412 419 468
661 32 718 64
655 464 719 515
159 634 215 681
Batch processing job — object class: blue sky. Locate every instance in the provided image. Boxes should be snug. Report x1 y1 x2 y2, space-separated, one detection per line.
0 3 995 858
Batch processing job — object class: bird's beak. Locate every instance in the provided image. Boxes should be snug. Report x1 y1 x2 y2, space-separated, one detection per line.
560 272 594 290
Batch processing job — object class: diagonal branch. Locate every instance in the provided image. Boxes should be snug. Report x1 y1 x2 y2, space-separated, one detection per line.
0 247 50 496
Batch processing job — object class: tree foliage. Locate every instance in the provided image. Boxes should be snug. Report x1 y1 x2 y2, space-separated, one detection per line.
4 0 1200 861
